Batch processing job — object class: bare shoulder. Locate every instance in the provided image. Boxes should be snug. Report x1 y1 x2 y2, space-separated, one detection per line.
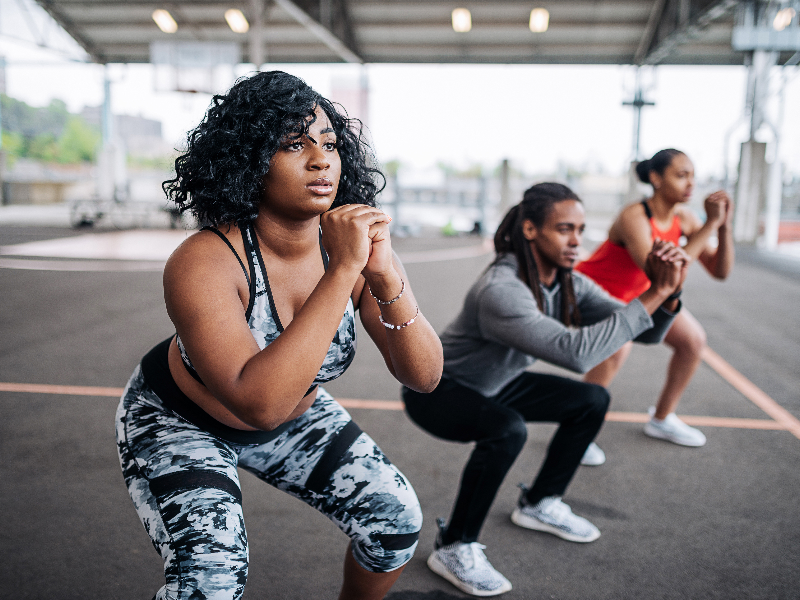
164 227 248 308
610 201 649 242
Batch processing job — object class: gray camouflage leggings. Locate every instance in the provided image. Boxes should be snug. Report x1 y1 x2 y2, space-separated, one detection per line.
116 366 422 600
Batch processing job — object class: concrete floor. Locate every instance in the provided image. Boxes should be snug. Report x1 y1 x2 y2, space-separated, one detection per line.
1 225 798 600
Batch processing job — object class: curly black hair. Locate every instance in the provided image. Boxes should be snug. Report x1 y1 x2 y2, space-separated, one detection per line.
163 70 384 226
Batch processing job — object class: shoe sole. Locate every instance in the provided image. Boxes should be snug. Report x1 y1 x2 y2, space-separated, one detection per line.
643 424 706 447
427 552 512 597
510 508 600 543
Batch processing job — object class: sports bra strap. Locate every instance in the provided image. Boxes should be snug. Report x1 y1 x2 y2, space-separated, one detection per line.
319 227 329 269
641 200 653 220
200 226 251 288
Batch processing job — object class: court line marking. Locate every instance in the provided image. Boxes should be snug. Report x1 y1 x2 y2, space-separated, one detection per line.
701 347 800 440
0 381 790 433
0 239 493 271
0 257 166 271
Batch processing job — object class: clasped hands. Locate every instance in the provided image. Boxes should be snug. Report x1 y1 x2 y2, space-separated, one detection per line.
644 239 690 302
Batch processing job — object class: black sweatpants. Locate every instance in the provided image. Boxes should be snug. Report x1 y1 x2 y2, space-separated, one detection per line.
402 372 610 545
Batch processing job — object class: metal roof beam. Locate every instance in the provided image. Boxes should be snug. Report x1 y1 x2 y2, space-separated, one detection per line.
273 0 362 63
634 0 669 64
35 0 104 61
641 0 739 65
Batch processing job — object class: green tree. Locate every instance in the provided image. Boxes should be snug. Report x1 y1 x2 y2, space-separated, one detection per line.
57 116 100 163
28 133 59 162
1 95 100 164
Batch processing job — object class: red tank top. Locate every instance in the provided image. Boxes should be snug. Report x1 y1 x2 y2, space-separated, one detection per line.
575 201 682 303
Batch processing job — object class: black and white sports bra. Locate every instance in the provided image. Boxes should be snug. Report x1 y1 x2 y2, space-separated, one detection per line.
176 225 357 393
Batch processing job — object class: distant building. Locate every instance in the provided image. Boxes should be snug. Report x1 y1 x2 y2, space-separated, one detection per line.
80 107 172 157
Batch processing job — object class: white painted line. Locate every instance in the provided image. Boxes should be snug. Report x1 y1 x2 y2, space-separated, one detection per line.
0 232 492 270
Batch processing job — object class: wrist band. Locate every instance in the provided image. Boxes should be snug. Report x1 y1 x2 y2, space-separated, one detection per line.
369 279 404 305
666 290 682 301
379 306 419 330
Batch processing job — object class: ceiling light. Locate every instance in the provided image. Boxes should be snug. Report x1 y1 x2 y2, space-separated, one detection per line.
452 8 472 33
529 8 549 33
152 9 178 34
225 9 249 33
773 7 795 31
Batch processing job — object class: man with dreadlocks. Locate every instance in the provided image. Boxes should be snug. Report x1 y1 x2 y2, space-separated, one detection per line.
402 182 687 597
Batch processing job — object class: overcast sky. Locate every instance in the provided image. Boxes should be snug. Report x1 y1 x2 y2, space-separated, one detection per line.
1 0 798 179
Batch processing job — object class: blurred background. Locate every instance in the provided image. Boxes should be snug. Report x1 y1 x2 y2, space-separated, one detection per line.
1 4 799 598
0 0 798 252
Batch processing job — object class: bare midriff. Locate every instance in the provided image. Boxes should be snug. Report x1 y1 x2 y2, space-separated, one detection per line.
167 336 315 431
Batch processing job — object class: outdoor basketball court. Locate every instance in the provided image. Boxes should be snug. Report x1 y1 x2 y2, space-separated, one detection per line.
1 224 798 599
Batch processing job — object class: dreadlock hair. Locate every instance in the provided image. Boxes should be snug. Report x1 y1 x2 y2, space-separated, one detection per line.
493 182 582 327
163 70 384 227
635 148 684 186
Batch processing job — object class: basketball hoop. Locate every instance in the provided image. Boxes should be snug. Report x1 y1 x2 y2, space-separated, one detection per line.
150 41 240 94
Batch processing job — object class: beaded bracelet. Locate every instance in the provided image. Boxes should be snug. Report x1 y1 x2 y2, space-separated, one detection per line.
369 279 405 305
379 306 419 330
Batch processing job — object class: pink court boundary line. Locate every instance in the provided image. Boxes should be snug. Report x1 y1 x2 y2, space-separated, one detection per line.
701 347 800 440
0 381 791 434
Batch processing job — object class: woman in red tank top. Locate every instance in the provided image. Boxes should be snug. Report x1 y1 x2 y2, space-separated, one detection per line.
575 149 735 453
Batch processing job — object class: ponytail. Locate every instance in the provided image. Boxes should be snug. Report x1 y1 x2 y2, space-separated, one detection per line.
636 149 683 185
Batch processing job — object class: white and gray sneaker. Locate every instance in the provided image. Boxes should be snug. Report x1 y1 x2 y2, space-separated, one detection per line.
580 442 606 466
427 519 512 597
511 494 600 543
644 409 706 447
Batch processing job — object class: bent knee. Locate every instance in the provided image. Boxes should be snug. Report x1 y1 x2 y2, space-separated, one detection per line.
350 491 422 573
583 383 611 414
502 417 529 453
477 415 528 463
670 318 707 355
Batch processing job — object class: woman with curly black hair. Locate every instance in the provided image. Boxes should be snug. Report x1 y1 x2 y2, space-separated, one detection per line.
115 71 442 600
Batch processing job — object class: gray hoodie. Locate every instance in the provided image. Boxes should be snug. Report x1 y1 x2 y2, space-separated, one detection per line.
441 253 678 397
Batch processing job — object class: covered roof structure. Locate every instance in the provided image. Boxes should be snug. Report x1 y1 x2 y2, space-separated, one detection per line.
34 0 796 67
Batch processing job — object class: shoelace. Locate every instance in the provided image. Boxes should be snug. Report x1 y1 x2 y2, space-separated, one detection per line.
543 498 570 519
456 542 488 570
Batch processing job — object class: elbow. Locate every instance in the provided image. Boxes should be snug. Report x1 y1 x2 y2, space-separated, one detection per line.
712 269 730 281
399 358 443 394
407 371 442 394
561 355 592 374
575 360 594 375
238 406 285 432
393 339 444 393
228 392 292 432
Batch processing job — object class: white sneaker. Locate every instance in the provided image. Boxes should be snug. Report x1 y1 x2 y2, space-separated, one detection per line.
580 442 606 466
427 518 512 597
511 495 600 543
427 543 512 596
644 410 706 447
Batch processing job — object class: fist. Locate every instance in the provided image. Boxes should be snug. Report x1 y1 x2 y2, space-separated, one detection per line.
704 191 730 228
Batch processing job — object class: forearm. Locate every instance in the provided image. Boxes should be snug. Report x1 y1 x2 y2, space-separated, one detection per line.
223 266 361 429
366 270 443 392
708 225 735 278
682 221 718 260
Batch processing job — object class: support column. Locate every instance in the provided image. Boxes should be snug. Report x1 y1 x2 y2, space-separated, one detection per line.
499 159 511 216
249 0 265 68
734 140 767 242
97 66 127 203
734 50 778 243
623 67 654 202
